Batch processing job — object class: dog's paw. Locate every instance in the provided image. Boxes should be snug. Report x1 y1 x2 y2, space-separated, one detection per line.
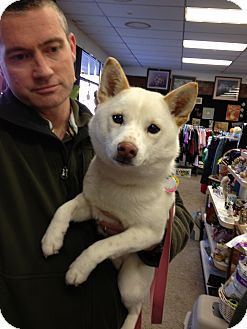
41 232 64 257
65 266 90 286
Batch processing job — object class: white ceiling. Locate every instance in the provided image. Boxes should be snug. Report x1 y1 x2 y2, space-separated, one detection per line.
57 0 247 75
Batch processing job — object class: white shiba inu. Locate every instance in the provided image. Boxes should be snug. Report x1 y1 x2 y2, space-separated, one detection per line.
42 57 198 329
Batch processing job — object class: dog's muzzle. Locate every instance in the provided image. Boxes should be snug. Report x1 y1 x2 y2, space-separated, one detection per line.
115 142 138 165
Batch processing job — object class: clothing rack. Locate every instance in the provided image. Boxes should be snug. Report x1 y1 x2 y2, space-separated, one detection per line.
178 125 210 168
200 134 239 193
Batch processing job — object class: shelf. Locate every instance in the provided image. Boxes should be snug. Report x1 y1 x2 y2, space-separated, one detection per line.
203 218 216 256
242 150 247 159
228 166 247 200
213 258 235 273
228 166 247 188
200 240 226 295
203 216 233 273
207 186 236 229
236 222 247 234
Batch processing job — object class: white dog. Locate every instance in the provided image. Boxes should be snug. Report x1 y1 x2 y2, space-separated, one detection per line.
42 57 198 329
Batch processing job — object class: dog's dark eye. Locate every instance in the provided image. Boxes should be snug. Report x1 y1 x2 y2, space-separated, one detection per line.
147 124 160 134
112 114 124 125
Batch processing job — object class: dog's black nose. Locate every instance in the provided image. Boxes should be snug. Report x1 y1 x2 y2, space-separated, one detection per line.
117 142 138 160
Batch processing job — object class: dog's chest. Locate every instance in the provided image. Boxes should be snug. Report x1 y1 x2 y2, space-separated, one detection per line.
83 164 174 228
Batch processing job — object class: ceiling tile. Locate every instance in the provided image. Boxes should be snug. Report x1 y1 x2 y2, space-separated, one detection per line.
97 0 185 5
98 4 184 20
185 22 247 36
109 17 184 30
57 0 247 74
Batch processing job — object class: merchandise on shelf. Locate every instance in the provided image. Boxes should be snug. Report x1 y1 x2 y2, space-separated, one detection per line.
231 156 247 178
223 256 247 301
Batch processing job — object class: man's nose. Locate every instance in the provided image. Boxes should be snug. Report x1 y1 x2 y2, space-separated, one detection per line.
32 52 53 79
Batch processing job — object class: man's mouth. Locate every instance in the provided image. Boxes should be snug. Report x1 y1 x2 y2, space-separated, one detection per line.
32 84 59 94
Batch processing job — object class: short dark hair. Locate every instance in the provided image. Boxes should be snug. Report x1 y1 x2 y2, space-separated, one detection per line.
2 0 69 36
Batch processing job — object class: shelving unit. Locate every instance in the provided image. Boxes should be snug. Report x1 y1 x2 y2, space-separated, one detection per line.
185 151 247 329
200 240 226 295
200 186 238 295
201 156 247 296
204 221 216 256
226 150 247 200
207 186 236 229
228 165 247 200
204 218 236 273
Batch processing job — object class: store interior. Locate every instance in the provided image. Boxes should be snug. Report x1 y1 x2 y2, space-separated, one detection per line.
1 1 247 328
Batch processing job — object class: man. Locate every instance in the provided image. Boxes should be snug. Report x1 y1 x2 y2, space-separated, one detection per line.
0 1 194 328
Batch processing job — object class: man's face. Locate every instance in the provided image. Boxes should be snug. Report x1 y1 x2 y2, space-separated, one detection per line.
0 6 76 112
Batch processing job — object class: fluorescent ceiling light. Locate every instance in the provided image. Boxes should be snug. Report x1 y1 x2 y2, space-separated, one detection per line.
185 7 247 24
228 0 247 11
182 58 232 66
183 40 247 51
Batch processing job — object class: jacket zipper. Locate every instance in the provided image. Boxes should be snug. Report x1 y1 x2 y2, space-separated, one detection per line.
61 166 69 180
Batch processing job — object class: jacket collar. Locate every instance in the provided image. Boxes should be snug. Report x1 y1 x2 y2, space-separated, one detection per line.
0 89 91 134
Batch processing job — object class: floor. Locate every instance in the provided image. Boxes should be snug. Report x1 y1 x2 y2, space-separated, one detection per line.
142 175 206 329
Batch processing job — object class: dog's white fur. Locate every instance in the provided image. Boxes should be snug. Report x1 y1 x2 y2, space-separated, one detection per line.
42 57 198 329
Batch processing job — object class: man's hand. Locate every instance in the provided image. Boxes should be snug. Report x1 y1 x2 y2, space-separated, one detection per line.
98 219 160 251
98 220 124 235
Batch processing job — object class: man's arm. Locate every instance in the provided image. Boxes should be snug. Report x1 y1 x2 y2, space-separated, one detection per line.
138 190 194 266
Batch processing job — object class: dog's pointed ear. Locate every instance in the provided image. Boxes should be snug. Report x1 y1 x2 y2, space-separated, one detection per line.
97 57 130 103
164 82 198 127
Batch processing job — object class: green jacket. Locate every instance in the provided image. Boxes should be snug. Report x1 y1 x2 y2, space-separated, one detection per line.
0 90 126 329
0 89 194 329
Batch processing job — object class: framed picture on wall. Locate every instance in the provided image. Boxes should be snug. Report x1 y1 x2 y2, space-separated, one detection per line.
192 118 201 126
146 68 171 91
209 120 214 129
196 97 203 104
202 107 215 120
214 121 229 132
213 76 242 101
225 104 241 121
170 75 196 90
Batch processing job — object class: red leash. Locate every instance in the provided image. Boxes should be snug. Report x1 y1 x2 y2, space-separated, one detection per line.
135 203 175 328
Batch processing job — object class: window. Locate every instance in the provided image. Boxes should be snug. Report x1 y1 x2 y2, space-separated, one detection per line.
79 80 98 115
78 50 101 114
80 51 101 84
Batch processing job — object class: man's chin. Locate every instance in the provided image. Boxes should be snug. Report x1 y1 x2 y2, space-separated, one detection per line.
25 94 70 112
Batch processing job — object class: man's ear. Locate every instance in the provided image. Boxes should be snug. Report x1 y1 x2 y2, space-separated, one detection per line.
68 33 76 63
97 57 130 104
164 82 198 127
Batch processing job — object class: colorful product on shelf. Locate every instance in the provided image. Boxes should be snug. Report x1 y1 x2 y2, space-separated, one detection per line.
223 256 247 301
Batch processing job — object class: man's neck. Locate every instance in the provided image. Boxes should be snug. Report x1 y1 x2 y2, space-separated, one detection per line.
38 100 71 140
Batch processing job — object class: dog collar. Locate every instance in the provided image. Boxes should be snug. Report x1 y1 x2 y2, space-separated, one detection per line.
164 175 179 193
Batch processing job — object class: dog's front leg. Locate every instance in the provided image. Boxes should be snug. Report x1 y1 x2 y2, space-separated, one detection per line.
65 225 160 286
118 254 154 329
42 192 91 257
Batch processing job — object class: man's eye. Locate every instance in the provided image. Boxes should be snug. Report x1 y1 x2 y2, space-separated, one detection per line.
48 46 59 53
112 114 124 124
147 124 160 134
10 53 29 62
46 44 62 55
